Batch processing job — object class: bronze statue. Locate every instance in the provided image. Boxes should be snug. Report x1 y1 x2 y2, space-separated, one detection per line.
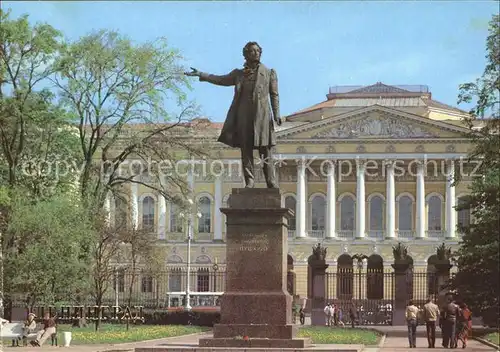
185 42 282 188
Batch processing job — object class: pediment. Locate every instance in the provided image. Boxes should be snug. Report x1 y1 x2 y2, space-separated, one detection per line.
278 105 469 140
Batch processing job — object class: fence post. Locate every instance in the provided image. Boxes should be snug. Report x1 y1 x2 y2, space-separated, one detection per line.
391 262 411 325
308 258 329 326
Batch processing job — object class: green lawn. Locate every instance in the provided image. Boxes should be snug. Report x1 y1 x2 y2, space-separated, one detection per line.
3 324 209 345
297 326 382 345
484 332 499 346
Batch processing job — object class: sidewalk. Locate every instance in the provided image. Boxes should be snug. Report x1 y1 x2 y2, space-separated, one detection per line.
376 326 497 351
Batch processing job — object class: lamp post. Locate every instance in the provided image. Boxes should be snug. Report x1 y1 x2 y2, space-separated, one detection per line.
180 198 202 311
352 254 368 324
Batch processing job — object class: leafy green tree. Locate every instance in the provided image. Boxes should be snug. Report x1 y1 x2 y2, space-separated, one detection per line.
0 9 63 187
452 14 499 323
52 29 205 211
3 192 94 309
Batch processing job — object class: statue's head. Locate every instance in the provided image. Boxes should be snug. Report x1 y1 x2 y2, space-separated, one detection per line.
243 41 262 63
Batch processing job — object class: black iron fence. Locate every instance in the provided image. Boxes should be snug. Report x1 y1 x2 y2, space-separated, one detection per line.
324 271 451 326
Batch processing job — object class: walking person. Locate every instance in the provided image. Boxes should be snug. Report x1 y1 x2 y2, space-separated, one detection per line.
349 303 357 328
405 300 419 348
299 307 305 326
441 296 460 348
423 297 440 348
456 302 472 348
323 303 332 326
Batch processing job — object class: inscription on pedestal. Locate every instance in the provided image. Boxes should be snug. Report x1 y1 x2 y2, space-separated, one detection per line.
239 234 270 252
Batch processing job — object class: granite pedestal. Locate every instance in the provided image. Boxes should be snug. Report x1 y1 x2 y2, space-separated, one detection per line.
199 188 311 349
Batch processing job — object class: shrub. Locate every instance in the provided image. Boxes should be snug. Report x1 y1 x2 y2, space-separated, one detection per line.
143 308 220 326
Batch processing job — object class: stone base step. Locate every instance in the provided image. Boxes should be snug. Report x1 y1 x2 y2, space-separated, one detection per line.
199 337 311 349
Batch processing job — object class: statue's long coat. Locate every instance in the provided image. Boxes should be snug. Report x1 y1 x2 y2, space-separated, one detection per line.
199 64 280 149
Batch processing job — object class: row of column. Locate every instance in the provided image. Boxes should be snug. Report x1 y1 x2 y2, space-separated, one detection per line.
104 158 457 241
103 173 225 241
295 159 457 239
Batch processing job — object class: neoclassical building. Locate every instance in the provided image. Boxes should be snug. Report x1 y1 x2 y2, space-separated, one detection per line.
106 83 478 307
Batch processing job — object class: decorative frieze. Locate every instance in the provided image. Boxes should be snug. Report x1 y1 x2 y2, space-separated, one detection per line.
312 115 439 139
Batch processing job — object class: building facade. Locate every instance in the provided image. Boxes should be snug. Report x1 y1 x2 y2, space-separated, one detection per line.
105 83 476 308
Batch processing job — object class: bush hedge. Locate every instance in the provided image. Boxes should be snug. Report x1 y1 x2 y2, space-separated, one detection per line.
143 308 220 326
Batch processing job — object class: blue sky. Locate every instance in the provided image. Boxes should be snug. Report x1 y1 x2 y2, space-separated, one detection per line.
4 1 498 122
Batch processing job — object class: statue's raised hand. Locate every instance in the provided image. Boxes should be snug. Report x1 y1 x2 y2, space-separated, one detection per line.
184 67 201 77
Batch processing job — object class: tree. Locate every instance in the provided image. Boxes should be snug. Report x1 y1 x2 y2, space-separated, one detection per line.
452 14 499 323
51 30 208 329
0 9 63 187
51 29 206 212
3 191 94 310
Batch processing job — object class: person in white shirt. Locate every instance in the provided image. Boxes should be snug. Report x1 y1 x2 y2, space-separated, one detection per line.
405 300 420 348
323 303 332 326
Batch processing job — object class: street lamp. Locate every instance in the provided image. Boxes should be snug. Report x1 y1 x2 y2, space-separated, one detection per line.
179 198 202 311
352 254 368 324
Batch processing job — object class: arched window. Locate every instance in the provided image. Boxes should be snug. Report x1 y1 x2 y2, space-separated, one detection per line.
336 254 353 299
142 196 155 230
427 195 442 231
311 195 326 230
369 195 384 230
457 196 471 232
398 195 413 231
366 255 384 299
340 195 355 230
284 196 297 230
170 203 183 233
198 196 211 233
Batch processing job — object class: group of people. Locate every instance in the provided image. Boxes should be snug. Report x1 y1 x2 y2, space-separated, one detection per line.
0 312 57 347
406 295 472 349
323 302 358 328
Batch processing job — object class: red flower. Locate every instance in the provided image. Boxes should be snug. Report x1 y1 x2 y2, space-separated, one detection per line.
243 336 249 341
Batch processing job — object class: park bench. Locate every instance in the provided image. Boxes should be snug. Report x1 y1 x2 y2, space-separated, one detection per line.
0 322 58 346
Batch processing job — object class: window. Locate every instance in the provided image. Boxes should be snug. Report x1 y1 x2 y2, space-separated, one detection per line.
142 196 155 230
427 195 442 231
340 196 355 230
398 195 413 231
197 268 210 292
311 195 325 230
170 203 183 233
369 195 384 230
284 196 296 230
198 196 211 233
141 275 153 293
168 268 182 292
457 196 471 232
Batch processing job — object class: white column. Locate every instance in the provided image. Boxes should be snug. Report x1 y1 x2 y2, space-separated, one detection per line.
104 192 111 226
446 160 456 239
415 161 426 239
158 195 166 239
213 175 223 241
326 160 336 239
385 161 396 239
355 159 366 239
130 182 139 230
296 159 307 238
